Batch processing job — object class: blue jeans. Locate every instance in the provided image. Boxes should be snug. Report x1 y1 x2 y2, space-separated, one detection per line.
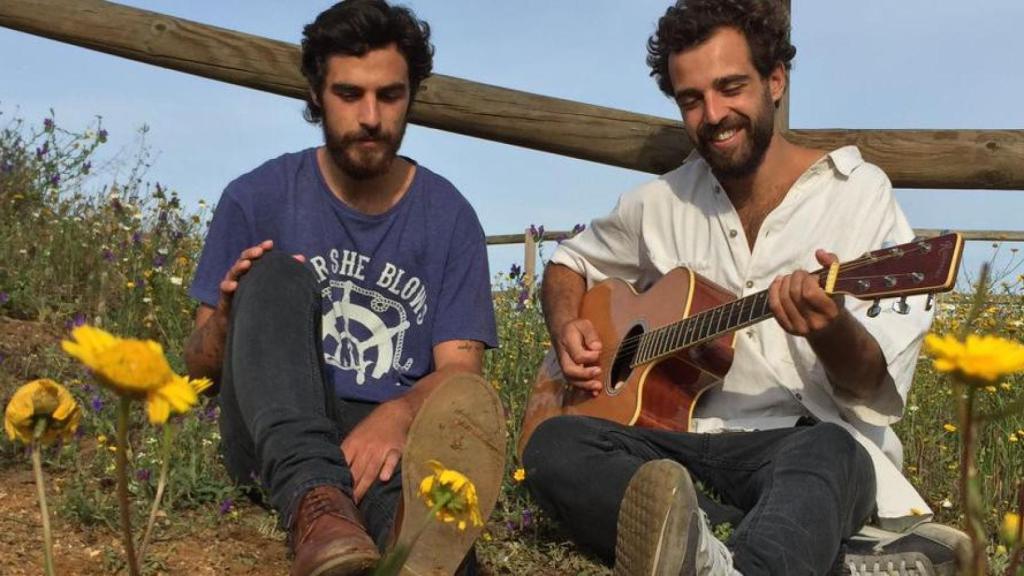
216 252 400 547
523 415 876 576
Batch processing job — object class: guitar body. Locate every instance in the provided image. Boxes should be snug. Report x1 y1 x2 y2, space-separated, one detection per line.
517 267 737 457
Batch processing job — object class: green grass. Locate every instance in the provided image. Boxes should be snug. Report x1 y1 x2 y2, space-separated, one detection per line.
1 111 1022 573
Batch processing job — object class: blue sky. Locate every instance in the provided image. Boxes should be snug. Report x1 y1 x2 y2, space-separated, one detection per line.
2 1 1022 287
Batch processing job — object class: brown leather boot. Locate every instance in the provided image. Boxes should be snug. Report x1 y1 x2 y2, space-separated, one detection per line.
290 485 380 576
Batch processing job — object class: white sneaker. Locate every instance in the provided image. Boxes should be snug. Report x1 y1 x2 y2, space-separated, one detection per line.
614 459 739 576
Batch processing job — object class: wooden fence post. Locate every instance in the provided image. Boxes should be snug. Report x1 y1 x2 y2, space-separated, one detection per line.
523 228 537 290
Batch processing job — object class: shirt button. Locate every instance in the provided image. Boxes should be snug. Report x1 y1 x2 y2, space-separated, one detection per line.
745 280 754 288
729 229 738 238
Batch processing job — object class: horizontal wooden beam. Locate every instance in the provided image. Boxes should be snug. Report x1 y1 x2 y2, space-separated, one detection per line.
3 0 1023 189
488 229 1024 245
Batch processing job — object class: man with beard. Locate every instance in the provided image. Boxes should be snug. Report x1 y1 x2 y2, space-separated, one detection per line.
522 1 964 575
184 1 503 575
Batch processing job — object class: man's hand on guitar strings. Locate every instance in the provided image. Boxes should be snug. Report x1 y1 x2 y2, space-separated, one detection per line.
556 318 604 396
768 249 845 339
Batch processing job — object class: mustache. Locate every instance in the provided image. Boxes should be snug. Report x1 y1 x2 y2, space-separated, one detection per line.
698 116 747 142
340 128 393 145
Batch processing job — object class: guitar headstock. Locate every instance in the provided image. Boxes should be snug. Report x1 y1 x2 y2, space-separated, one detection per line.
826 233 964 300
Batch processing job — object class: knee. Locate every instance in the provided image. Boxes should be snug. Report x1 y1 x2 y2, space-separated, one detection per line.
801 423 873 482
522 416 590 486
235 252 317 306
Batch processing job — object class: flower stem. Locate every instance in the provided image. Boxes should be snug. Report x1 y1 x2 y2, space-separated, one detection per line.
138 422 174 562
116 397 141 576
31 421 56 576
958 385 986 575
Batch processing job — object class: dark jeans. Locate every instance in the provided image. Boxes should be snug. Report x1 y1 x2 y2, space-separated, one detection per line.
523 415 876 576
216 252 400 548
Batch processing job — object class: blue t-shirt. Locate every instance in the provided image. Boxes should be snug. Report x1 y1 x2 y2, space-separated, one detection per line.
190 148 497 403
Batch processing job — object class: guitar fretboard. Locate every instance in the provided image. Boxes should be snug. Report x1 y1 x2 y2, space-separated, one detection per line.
630 289 776 367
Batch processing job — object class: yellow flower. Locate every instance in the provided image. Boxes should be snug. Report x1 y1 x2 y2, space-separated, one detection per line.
924 334 1024 384
97 434 108 445
4 379 80 445
943 423 957 433
1002 512 1021 545
513 468 526 483
417 459 483 531
62 325 201 424
1009 433 1018 443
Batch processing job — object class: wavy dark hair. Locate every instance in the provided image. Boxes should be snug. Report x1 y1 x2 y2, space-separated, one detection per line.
300 0 434 124
646 0 796 99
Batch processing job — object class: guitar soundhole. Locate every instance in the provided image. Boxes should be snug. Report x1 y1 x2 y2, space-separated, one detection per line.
607 324 644 396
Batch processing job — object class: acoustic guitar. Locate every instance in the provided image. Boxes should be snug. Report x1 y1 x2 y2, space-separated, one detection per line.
516 233 964 457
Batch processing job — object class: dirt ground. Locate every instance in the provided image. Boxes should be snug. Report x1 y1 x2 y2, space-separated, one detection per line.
0 466 292 575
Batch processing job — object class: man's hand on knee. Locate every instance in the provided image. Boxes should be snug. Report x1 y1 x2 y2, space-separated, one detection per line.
340 398 414 503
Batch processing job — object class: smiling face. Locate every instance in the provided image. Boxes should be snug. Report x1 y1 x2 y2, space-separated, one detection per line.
316 44 411 180
668 27 785 180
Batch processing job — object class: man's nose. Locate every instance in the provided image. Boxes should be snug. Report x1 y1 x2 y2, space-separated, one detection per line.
358 97 381 129
703 93 728 126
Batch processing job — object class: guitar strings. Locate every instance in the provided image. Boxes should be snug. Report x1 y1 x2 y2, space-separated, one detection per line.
588 246 927 367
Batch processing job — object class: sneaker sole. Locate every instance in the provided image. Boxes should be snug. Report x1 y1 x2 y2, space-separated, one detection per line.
614 460 699 576
398 373 506 575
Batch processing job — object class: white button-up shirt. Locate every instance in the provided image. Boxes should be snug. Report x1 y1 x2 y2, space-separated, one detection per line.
551 146 933 530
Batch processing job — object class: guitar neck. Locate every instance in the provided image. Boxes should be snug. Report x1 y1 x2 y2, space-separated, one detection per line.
630 287 780 367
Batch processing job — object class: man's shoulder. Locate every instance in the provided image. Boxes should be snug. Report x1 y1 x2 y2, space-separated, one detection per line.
412 162 477 216
825 145 890 186
618 156 707 208
222 147 317 203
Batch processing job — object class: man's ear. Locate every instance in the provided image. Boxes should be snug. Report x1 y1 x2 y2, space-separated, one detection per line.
769 62 787 107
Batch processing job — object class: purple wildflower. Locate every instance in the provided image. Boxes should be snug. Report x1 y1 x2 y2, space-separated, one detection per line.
81 383 94 394
135 277 145 289
172 231 184 241
132 231 142 245
81 162 91 175
136 468 151 483
43 118 54 132
521 508 534 529
49 173 60 187
64 312 86 330
98 129 108 143
102 248 116 262
528 224 546 242
90 395 104 412
35 143 49 158
509 263 522 280
516 288 530 311
153 254 166 268
219 498 234 515
0 292 8 305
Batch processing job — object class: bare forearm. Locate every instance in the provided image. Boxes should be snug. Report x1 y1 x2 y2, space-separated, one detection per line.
541 263 587 350
808 309 888 399
184 313 228 382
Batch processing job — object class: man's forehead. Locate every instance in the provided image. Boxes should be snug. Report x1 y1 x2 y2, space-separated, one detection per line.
669 27 757 86
324 46 409 84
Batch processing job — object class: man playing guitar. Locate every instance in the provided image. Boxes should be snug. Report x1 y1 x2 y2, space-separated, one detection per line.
521 1 964 574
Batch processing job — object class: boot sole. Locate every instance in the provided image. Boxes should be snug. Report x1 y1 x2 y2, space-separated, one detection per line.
614 460 699 576
398 373 506 575
307 550 379 576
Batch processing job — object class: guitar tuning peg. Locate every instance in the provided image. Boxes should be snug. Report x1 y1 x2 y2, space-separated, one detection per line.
925 294 934 311
867 299 882 318
893 296 910 315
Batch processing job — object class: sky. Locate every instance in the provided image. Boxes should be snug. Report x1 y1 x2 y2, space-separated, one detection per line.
2 0 1023 289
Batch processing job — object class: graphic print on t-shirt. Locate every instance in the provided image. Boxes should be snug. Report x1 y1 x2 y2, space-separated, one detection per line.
309 247 429 387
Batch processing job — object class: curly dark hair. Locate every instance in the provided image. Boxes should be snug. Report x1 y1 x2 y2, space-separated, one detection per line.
300 0 434 123
646 0 796 98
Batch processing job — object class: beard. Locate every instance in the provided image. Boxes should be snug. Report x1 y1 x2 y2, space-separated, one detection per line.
693 87 775 180
322 120 406 181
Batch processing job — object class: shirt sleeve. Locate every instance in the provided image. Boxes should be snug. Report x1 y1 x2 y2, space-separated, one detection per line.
431 203 498 349
828 171 934 427
550 192 646 289
188 192 255 308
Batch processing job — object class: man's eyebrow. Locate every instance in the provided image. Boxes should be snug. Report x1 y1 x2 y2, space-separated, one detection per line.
377 82 408 93
329 82 362 92
713 74 752 90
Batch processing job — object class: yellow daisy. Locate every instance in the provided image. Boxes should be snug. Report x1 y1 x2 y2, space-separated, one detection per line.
4 379 81 445
513 467 526 483
1002 512 1021 545
924 333 1024 384
62 325 202 424
418 459 483 531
